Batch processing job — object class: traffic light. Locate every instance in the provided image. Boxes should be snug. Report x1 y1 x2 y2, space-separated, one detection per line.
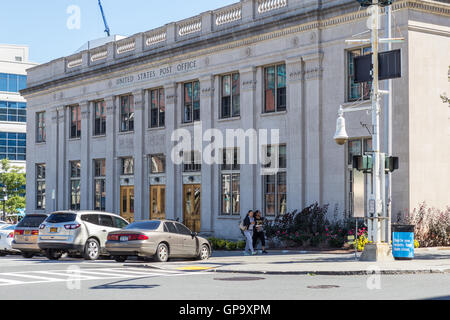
353 155 373 173
385 156 399 173
355 0 392 7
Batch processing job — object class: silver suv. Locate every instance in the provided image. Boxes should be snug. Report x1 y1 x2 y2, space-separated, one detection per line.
38 211 129 261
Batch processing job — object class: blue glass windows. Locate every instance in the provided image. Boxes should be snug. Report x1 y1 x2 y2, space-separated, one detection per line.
0 132 26 161
0 101 26 122
0 73 27 93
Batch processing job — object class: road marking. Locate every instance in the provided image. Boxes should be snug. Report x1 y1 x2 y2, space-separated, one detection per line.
0 266 207 288
0 278 24 286
176 266 215 271
0 273 64 282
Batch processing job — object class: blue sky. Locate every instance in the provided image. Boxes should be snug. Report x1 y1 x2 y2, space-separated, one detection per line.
0 0 236 64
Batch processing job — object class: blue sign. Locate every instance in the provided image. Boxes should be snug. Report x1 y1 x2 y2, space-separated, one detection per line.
392 232 414 259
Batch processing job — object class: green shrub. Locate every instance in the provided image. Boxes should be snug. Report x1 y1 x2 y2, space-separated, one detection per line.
237 240 246 250
226 241 237 251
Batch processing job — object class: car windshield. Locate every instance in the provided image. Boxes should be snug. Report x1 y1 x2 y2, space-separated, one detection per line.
46 213 77 223
124 221 161 230
17 215 48 228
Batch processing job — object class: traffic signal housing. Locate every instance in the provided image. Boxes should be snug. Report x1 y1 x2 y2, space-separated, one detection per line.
353 155 373 173
355 0 393 7
385 156 399 173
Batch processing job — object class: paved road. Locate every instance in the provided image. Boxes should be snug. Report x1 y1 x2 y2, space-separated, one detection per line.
0 255 449 300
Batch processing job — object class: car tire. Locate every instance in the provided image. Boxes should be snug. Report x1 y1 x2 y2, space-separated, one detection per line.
154 243 169 262
114 256 127 263
0 252 6 257
45 249 62 261
83 238 100 261
22 252 34 259
197 244 210 260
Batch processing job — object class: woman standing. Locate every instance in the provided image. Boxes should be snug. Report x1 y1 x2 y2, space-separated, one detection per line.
253 210 268 254
242 210 257 256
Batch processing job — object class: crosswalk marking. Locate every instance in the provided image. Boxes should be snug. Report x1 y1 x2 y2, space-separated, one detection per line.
0 266 203 287
1 273 64 282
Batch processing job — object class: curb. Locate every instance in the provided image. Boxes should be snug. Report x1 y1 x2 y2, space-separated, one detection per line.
209 268 450 276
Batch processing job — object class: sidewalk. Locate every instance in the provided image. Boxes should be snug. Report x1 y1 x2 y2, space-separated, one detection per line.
129 247 450 275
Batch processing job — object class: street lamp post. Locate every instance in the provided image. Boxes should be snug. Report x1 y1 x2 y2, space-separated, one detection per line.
334 0 403 261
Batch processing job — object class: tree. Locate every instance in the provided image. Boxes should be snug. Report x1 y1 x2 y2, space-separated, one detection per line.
0 159 26 216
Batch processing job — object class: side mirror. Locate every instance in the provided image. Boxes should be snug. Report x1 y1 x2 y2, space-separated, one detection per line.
191 232 198 238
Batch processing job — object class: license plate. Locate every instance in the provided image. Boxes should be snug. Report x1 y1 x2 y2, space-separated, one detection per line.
24 230 31 235
50 228 58 233
120 236 129 242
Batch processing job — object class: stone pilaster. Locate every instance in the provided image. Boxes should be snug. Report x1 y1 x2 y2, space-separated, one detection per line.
199 75 215 235
239 66 257 217
56 106 66 211
164 82 178 221
105 95 117 213
80 101 90 210
285 55 304 211
132 90 145 220
303 51 324 206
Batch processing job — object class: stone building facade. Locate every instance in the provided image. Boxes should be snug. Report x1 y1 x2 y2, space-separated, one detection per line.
21 0 450 239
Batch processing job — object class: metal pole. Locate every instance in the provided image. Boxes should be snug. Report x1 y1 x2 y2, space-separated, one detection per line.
371 1 383 244
384 5 393 245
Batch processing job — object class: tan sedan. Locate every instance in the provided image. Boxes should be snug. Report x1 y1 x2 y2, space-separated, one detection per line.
105 220 212 262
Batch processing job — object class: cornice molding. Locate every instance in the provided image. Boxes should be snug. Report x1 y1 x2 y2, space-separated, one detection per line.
22 0 449 97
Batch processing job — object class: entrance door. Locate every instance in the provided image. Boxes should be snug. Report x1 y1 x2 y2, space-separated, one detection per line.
120 186 135 223
183 184 201 233
150 185 166 220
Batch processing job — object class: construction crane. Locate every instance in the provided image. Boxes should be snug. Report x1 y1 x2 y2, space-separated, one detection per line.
98 0 111 37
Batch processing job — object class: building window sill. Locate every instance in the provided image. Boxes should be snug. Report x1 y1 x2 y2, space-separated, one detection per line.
147 126 166 132
260 110 287 117
92 134 107 139
217 116 241 123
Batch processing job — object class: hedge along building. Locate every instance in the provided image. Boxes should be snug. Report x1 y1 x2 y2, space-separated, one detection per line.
21 0 450 239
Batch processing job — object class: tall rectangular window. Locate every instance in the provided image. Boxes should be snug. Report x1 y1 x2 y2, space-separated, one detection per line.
263 145 287 217
94 100 106 136
70 105 81 139
120 95 134 132
221 148 240 216
150 154 166 174
70 161 81 210
150 88 165 128
0 132 26 161
183 81 200 123
94 159 106 211
183 151 201 172
264 64 286 113
122 157 134 175
347 47 372 101
36 164 46 210
221 73 240 118
36 112 46 143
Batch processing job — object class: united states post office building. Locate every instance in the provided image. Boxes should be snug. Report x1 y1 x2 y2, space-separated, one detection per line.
22 0 450 239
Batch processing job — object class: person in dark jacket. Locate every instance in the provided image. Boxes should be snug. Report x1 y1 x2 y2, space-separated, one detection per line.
242 210 257 256
253 210 268 254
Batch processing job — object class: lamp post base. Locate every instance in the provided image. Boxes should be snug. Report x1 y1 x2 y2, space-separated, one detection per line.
360 243 394 262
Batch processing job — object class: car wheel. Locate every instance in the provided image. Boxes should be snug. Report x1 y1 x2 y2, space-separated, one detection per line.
0 252 6 257
154 243 169 262
197 244 210 260
114 256 127 263
45 249 62 261
84 238 100 261
22 252 34 259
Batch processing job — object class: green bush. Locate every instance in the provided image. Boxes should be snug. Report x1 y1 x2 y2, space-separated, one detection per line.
226 241 237 251
237 240 246 250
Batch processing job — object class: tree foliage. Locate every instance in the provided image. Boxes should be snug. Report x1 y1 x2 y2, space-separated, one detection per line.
0 159 26 215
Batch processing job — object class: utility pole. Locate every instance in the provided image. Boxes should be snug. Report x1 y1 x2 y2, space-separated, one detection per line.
384 5 393 244
334 0 404 261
